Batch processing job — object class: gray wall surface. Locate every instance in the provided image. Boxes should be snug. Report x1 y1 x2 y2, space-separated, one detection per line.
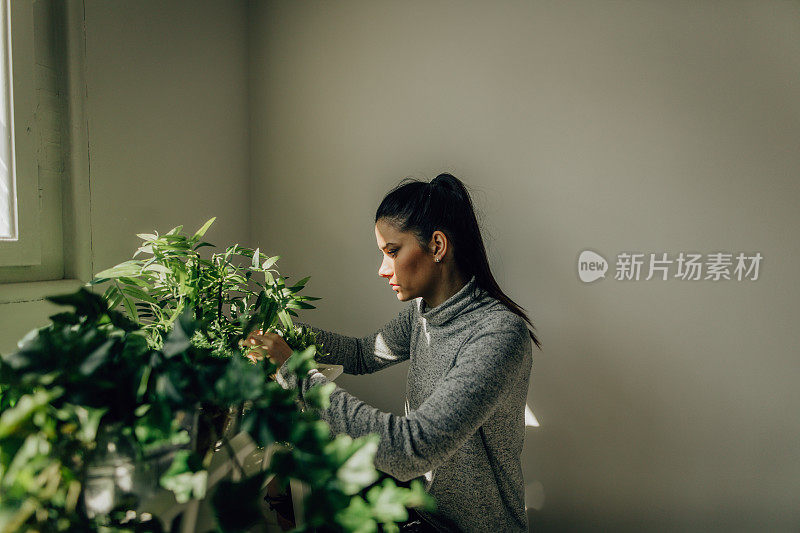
84 0 250 272
0 1 250 351
1 1 798 530
248 1 799 530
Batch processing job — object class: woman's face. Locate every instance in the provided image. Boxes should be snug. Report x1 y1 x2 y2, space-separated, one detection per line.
375 219 437 302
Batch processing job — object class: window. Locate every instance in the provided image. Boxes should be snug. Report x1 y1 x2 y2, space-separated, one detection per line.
0 0 39 268
0 0 91 303
0 0 14 240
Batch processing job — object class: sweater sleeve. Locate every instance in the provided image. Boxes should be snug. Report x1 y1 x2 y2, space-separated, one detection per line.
295 317 529 482
293 300 415 375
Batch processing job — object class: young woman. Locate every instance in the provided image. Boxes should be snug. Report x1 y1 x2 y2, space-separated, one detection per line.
245 173 541 532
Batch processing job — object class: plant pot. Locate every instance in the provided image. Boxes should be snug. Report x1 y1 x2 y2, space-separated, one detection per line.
195 403 242 457
82 424 152 519
82 410 200 520
144 409 198 482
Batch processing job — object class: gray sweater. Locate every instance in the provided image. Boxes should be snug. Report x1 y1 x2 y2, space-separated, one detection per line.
282 276 533 532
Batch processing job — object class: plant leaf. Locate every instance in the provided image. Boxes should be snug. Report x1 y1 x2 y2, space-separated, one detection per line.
287 301 316 310
291 276 311 289
193 217 216 240
78 339 115 376
337 435 380 495
143 263 171 275
121 289 139 322
94 260 143 280
211 474 265 531
162 308 195 358
121 285 158 305
261 256 279 270
193 242 215 251
160 450 208 503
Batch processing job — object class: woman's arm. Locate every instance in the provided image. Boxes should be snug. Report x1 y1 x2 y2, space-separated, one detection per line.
294 300 416 375
295 315 530 482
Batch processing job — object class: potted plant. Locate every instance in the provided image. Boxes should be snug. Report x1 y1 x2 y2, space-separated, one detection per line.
0 219 435 532
88 218 327 456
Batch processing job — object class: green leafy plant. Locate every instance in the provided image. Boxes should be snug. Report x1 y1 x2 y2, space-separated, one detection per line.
89 217 325 360
0 220 434 532
89 218 333 459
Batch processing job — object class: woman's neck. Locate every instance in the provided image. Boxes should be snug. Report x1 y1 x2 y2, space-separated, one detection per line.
423 270 470 309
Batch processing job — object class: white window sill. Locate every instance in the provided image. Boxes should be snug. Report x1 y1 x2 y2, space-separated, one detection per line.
0 279 85 305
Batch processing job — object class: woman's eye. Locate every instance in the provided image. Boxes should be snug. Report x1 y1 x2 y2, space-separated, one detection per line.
389 249 398 256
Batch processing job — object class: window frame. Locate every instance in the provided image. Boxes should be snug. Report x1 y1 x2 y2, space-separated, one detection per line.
0 0 39 266
0 0 92 305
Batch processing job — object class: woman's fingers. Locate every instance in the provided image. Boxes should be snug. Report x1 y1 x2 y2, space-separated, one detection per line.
245 345 268 362
244 331 279 346
241 332 270 351
240 330 292 367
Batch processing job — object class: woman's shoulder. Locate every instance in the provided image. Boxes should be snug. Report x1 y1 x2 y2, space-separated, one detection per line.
470 296 529 338
461 304 531 366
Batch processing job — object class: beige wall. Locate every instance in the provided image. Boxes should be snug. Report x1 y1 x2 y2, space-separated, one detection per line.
0 1 250 352
248 1 800 530
2 1 798 529
84 0 250 272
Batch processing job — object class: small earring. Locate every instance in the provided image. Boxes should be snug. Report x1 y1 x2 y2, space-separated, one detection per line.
435 257 441 263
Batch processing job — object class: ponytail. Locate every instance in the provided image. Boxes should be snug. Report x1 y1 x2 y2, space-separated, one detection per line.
376 173 542 350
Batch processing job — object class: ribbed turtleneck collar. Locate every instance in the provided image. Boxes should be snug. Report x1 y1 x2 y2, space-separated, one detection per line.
419 275 484 327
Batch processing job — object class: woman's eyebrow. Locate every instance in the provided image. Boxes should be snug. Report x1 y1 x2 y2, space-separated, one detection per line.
379 242 398 250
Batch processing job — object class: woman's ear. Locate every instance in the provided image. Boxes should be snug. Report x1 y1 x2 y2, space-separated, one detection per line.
430 230 448 259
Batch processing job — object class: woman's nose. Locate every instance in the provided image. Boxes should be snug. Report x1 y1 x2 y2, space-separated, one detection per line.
378 257 392 278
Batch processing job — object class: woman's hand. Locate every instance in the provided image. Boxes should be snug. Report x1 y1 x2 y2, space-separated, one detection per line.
240 329 293 368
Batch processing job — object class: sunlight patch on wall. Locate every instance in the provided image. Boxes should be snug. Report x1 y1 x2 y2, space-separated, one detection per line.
524 480 545 511
525 404 539 427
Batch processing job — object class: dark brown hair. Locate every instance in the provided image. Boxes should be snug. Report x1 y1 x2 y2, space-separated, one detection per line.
375 173 541 349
